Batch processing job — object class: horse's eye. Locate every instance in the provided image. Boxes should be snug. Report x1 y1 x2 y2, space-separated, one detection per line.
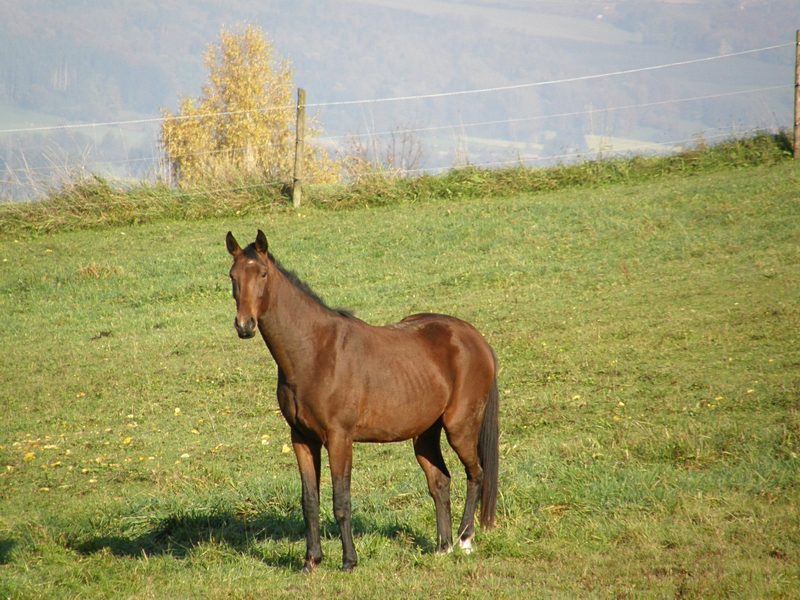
260 271 267 279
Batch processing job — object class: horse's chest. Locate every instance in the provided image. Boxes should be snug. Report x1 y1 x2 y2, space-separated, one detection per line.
276 381 328 439
276 381 300 427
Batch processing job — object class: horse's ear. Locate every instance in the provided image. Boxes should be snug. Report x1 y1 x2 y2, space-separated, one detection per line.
255 230 269 255
226 231 242 257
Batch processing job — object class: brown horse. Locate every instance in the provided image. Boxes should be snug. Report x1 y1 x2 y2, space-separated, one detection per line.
226 230 499 573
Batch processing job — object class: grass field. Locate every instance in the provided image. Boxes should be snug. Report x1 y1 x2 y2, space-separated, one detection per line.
1 155 799 597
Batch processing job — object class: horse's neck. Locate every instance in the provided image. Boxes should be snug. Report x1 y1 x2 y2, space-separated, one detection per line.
257 265 332 382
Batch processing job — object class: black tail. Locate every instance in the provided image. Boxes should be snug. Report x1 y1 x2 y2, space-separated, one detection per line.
478 350 499 529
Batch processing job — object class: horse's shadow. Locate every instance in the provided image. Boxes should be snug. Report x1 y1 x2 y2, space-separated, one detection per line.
0 538 16 564
70 510 304 568
69 509 433 569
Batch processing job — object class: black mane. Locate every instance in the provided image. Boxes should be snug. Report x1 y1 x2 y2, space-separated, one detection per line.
244 244 352 317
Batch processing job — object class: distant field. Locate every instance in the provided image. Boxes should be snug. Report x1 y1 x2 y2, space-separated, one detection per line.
356 0 643 44
0 104 66 130
1 159 799 597
585 134 682 154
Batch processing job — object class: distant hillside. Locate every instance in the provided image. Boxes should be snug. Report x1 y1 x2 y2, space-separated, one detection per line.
0 0 795 198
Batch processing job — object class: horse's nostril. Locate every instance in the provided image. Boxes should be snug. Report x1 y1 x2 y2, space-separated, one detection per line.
235 317 256 338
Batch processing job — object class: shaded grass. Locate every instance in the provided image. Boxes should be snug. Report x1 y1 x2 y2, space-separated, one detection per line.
0 156 799 597
0 131 792 239
0 175 289 239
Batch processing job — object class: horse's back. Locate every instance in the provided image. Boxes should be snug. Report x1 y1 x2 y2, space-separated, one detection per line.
394 313 494 365
332 313 494 442
391 313 495 396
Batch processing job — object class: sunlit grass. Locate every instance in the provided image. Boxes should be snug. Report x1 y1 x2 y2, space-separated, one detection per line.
0 156 799 597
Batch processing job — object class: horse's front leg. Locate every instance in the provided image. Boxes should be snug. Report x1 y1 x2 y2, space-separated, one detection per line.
327 434 357 571
291 428 322 574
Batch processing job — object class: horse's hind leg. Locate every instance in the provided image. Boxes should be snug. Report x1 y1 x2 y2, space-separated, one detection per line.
443 422 483 554
413 422 453 553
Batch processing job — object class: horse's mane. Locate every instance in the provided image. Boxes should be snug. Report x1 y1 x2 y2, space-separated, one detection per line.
244 244 353 318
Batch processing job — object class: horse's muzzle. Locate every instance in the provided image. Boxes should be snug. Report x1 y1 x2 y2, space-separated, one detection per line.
234 317 257 339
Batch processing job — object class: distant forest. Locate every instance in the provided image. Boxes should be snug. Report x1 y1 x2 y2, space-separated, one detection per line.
0 0 796 195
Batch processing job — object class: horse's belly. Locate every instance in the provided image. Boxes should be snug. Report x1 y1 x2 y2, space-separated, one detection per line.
352 389 448 443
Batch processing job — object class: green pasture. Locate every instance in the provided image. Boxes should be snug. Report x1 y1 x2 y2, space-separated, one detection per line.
1 158 799 597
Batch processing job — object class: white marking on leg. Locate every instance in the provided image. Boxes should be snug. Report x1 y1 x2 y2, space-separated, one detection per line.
458 536 473 554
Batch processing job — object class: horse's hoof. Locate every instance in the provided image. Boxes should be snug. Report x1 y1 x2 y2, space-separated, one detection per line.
302 559 318 575
458 536 473 554
341 562 357 572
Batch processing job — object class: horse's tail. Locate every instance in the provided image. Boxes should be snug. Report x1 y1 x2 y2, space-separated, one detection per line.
478 348 499 529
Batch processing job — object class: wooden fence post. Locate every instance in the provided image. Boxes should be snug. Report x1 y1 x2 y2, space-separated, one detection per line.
293 88 306 208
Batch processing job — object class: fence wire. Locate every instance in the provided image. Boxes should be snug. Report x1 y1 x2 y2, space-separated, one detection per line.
0 41 794 201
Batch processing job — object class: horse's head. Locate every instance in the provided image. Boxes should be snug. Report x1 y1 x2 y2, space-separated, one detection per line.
226 229 270 339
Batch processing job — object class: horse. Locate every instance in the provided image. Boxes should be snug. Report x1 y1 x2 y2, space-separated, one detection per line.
226 230 499 573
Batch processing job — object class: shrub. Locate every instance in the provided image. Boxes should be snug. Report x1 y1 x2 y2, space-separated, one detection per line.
159 24 339 187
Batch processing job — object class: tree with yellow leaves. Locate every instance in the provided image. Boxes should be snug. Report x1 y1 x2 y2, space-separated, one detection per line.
160 24 338 186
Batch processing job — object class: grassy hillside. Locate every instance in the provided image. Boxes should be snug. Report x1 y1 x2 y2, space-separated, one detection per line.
0 153 799 597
